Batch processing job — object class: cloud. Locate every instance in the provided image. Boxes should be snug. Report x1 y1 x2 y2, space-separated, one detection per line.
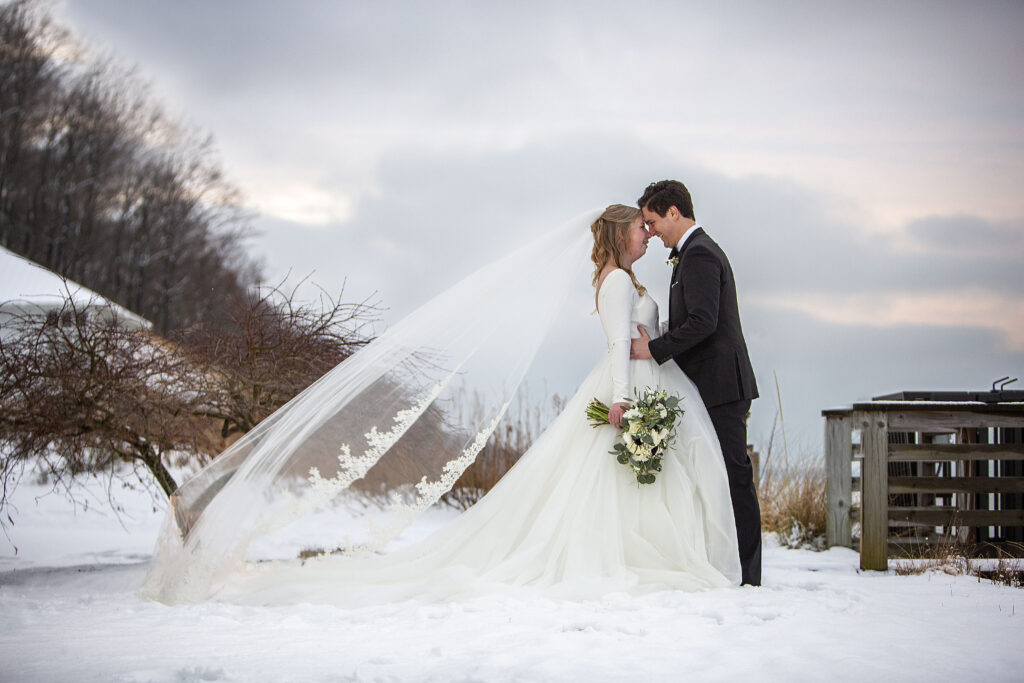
53 0 1024 455
57 0 1024 229
742 304 1022 454
253 132 685 318
749 289 1024 351
904 214 1024 258
247 178 355 227
675 172 1024 298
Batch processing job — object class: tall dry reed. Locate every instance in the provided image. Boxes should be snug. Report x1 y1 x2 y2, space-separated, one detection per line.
755 403 827 549
758 456 827 549
441 388 565 510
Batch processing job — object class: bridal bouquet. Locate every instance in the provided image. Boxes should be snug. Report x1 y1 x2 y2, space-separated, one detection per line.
585 389 685 485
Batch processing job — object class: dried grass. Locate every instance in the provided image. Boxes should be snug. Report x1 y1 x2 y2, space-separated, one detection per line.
979 552 1024 588
758 456 827 550
440 389 565 510
754 398 827 549
893 539 1024 588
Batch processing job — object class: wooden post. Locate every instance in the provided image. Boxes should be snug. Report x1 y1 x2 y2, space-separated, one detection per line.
747 445 760 488
825 413 853 548
857 409 889 571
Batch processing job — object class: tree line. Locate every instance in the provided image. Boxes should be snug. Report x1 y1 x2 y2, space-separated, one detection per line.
0 0 256 332
0 1 384 523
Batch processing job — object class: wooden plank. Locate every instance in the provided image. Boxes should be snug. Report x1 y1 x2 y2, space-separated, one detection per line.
888 540 952 555
825 414 853 548
888 444 1024 462
887 520 938 528
955 457 971 544
887 539 1024 558
889 477 1024 494
888 508 1024 526
886 410 1024 431
887 530 951 545
852 401 1024 414
856 409 889 570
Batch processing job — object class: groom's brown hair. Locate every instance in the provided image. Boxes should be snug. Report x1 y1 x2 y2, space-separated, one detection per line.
638 180 694 220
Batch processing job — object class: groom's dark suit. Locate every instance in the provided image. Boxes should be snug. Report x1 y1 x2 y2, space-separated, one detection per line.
648 227 762 586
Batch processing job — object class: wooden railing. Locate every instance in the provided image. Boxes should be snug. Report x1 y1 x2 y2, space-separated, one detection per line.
823 401 1024 570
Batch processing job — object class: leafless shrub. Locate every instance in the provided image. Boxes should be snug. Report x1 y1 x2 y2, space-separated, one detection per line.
0 279 382 523
177 276 382 439
0 295 220 510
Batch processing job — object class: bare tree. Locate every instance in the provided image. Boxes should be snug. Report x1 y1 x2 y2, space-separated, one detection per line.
0 279 382 518
0 1 63 237
180 277 383 439
0 295 221 512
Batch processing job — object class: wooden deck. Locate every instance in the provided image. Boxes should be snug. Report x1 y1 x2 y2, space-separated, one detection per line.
823 399 1024 570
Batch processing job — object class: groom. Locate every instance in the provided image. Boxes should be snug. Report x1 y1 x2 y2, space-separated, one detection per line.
630 180 762 586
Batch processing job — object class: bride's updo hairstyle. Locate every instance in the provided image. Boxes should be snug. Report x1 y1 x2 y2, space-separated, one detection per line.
590 203 646 296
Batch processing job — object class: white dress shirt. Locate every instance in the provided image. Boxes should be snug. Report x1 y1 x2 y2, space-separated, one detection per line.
675 223 702 252
661 224 703 337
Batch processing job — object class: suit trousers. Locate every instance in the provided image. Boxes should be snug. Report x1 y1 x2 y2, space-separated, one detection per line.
706 399 762 586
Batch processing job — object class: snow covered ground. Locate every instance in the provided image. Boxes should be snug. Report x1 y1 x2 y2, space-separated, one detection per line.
1 477 1021 683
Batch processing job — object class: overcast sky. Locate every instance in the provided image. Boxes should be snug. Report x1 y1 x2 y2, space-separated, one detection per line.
53 0 1024 456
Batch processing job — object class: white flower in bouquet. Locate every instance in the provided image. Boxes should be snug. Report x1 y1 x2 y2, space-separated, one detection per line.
584 389 686 485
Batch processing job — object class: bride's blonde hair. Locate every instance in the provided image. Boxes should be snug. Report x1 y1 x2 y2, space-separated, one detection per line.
590 204 646 296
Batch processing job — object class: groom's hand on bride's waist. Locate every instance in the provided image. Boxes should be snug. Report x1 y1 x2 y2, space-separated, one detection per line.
630 325 652 360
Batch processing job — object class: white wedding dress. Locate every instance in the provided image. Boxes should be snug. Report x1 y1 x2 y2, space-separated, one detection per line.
215 268 741 605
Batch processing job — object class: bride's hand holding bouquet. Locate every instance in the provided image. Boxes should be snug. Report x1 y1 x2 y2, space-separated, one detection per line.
586 389 685 485
606 401 630 429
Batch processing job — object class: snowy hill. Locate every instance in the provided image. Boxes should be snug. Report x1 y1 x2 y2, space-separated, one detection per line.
0 246 148 329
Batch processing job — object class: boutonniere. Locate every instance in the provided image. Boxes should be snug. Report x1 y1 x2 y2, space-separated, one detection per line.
666 257 679 267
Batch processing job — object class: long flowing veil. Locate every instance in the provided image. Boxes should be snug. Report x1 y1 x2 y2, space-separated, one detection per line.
142 210 598 603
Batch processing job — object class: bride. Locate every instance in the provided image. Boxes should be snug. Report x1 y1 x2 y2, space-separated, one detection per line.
143 205 740 605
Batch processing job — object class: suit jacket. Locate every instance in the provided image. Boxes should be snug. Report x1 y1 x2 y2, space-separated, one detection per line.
648 228 758 409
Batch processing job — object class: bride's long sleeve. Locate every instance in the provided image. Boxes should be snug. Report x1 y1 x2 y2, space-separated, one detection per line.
597 270 636 405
